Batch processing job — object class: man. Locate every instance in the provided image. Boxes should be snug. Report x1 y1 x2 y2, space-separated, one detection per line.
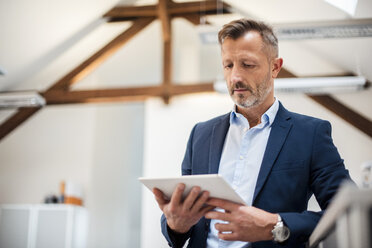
153 19 351 248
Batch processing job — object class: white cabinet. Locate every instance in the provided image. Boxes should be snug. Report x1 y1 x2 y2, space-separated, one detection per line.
0 204 88 248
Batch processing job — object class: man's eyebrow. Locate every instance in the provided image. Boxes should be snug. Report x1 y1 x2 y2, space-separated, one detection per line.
239 56 259 62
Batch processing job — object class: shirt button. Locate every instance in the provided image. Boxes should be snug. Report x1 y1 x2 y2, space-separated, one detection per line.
243 127 248 132
239 155 244 160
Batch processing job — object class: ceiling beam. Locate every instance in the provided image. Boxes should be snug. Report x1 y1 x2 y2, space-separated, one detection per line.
43 83 215 105
104 0 231 20
162 37 172 104
0 107 41 141
0 17 155 141
158 0 171 42
308 94 372 138
167 0 228 15
158 0 172 104
104 5 157 19
182 13 211 25
48 17 154 91
278 68 372 137
0 1 231 141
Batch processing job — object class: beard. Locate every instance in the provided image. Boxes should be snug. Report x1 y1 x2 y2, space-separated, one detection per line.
228 71 272 109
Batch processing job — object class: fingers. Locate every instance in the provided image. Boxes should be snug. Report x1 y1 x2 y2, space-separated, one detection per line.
215 222 234 233
153 188 168 209
218 232 239 241
214 223 239 241
205 210 232 222
207 198 241 212
200 204 216 215
169 183 185 207
190 191 210 212
182 186 201 210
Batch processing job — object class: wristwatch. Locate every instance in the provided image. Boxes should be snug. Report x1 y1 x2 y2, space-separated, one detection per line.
272 214 290 243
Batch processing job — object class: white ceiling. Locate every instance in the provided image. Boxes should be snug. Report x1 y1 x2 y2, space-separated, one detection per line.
0 0 371 92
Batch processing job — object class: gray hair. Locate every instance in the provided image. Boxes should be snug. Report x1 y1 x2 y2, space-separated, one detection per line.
218 18 278 58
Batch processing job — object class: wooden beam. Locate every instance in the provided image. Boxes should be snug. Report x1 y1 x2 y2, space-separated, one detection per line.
157 0 172 104
277 68 372 137
104 0 231 19
104 5 157 19
158 0 171 42
162 29 172 104
43 83 215 104
308 94 372 138
169 82 214 95
0 107 41 141
0 17 155 141
168 0 227 15
48 17 154 91
182 13 210 25
1 1 234 141
43 86 163 104
162 37 172 104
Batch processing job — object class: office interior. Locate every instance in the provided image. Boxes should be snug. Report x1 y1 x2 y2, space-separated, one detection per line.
0 0 371 247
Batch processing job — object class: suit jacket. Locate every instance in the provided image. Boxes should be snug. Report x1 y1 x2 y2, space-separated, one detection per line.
161 102 351 248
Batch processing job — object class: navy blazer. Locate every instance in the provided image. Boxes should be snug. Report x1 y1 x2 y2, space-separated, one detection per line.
161 102 351 248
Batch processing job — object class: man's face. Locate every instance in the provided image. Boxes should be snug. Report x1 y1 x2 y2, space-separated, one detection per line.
221 31 277 109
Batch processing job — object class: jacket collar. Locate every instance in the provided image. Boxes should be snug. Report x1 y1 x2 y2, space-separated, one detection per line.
207 102 293 204
252 102 292 204
208 113 230 174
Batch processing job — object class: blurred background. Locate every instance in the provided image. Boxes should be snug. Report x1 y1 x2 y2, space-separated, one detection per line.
0 0 371 247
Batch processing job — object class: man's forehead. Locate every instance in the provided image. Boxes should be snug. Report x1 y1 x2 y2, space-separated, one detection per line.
221 33 264 52
220 31 273 60
221 30 262 44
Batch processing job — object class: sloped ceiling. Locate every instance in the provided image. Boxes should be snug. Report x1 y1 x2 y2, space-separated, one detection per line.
0 0 371 90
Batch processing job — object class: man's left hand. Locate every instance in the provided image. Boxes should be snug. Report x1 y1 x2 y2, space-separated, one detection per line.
205 198 278 242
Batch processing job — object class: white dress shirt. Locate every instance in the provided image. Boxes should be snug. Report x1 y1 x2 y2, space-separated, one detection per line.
206 99 279 248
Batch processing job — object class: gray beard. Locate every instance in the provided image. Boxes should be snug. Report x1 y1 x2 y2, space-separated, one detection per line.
231 82 272 109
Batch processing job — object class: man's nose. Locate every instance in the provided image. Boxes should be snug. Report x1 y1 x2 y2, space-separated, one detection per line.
230 67 243 84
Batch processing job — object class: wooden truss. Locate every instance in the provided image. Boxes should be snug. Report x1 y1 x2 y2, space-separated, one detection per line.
0 0 371 140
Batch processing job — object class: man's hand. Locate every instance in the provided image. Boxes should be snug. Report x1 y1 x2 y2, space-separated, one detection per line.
153 183 214 234
205 198 278 242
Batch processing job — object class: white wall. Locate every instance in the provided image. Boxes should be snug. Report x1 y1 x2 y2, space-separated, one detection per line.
87 102 144 248
141 91 372 248
0 102 145 248
0 105 96 204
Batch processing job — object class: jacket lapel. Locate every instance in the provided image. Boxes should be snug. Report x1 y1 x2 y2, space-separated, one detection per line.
208 114 230 174
252 103 292 204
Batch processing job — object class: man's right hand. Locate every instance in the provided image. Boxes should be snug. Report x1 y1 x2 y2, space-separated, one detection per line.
153 183 214 234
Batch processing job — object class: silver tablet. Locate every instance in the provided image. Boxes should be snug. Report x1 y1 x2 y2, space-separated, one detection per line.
139 174 246 205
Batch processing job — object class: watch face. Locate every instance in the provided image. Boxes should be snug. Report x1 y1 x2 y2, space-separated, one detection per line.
274 225 290 242
280 227 290 239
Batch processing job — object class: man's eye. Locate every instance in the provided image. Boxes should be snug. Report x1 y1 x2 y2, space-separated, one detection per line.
243 63 254 68
224 64 233 69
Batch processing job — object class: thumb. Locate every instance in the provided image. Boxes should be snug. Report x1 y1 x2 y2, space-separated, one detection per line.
153 188 169 209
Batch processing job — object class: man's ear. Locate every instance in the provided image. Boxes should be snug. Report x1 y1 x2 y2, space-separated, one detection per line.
272 58 283 78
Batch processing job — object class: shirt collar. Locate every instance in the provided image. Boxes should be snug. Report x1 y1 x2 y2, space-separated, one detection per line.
230 98 279 128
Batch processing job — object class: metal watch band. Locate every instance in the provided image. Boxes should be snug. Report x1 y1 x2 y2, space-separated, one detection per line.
272 214 290 243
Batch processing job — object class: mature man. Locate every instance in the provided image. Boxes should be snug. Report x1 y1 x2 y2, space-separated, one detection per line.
153 19 351 248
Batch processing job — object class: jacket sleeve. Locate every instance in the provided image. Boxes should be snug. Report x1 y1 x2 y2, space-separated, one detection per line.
160 125 197 247
280 120 352 244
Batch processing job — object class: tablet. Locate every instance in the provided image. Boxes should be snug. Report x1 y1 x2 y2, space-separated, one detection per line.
139 174 246 205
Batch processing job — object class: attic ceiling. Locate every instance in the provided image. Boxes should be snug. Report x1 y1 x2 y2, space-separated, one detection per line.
0 0 372 91
0 0 371 139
